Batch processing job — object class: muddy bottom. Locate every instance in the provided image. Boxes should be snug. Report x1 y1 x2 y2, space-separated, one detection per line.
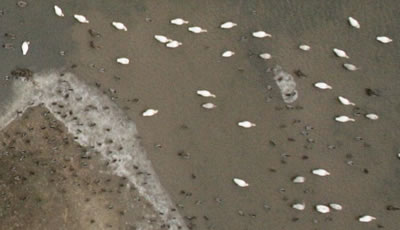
0 106 164 230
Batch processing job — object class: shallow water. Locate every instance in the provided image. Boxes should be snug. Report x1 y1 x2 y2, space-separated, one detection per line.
1 0 400 229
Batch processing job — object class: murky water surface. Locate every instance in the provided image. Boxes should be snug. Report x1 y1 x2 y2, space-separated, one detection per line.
1 0 399 229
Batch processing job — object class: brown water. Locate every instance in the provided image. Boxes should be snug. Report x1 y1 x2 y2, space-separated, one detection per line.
1 0 400 229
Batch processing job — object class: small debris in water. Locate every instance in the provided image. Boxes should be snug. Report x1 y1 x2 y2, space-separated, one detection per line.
177 151 190 159
11 68 33 79
386 205 400 211
365 88 380 97
88 29 101 38
89 41 101 49
294 69 307 78
4 33 16 39
263 203 271 211
3 43 14 49
17 1 27 8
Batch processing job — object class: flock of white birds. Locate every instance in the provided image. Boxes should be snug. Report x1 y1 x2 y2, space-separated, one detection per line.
16 4 396 225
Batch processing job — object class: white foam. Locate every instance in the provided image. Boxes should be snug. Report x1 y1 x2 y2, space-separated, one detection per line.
0 71 187 230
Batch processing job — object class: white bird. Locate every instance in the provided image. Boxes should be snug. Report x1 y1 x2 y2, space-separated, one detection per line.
312 169 330 176
376 36 392 44
335 115 355 123
299 45 311 51
74 14 89 23
314 82 332 90
329 203 343 211
238 121 256 128
170 18 189 25
21 41 30 55
292 203 305 211
116 57 129 65
142 109 158 117
338 96 355 106
259 53 272 59
202 103 217 109
365 113 379 120
220 22 237 29
348 17 360 29
252 31 271 38
233 178 249 187
112 22 127 31
54 5 64 17
333 48 349 58
188 26 207 33
359 215 376 222
197 90 216 98
222 51 235 57
292 176 305 183
343 63 359 71
316 205 330 214
154 35 171 44
166 40 182 48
